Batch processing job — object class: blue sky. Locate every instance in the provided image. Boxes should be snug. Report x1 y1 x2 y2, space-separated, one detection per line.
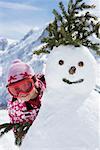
0 0 99 40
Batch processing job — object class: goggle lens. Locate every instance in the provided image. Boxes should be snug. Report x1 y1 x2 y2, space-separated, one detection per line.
7 78 34 97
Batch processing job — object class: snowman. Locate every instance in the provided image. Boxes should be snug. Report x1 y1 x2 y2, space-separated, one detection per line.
21 0 99 149
21 44 99 149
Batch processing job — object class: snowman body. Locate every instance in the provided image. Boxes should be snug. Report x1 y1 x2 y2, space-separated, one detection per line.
21 45 98 149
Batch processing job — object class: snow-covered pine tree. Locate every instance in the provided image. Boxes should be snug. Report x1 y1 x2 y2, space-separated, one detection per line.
34 0 100 55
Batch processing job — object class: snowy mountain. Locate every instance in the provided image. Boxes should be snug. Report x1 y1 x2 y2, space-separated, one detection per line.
0 37 8 51
0 27 48 108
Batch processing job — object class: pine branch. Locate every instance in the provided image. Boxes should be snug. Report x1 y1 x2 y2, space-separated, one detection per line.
34 0 100 55
95 22 100 38
81 3 95 9
53 9 63 22
59 2 68 20
14 122 31 146
82 39 100 51
52 18 59 40
0 122 32 146
68 0 73 14
0 123 16 137
33 45 50 55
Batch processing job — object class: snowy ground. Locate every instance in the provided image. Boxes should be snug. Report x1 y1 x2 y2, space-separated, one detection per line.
0 89 99 150
0 61 99 150
0 110 19 150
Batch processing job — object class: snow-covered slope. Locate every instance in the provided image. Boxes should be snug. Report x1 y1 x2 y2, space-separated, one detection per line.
0 27 48 107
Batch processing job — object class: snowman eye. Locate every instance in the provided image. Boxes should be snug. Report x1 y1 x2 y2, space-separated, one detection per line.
59 60 64 65
78 61 84 67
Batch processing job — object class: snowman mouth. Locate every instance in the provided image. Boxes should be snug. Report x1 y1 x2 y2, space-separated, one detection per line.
62 78 84 84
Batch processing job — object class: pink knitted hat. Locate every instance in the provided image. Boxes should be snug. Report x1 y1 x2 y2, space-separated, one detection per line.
7 59 34 84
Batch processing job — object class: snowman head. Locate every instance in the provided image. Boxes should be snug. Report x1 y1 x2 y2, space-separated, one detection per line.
45 45 96 100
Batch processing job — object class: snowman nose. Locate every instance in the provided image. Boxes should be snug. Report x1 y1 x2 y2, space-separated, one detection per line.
69 66 76 75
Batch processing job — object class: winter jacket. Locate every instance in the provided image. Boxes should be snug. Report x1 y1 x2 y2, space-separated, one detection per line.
7 74 46 125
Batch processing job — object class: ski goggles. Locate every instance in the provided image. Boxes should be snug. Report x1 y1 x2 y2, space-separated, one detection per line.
6 77 35 98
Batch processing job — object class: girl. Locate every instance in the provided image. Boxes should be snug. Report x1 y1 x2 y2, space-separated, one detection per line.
6 59 46 144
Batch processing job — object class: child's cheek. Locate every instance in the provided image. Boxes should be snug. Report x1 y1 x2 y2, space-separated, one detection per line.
18 88 37 102
18 94 31 102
